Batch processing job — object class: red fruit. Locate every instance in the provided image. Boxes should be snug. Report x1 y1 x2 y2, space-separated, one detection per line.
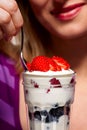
46 89 50 93
49 78 62 88
47 58 61 71
52 56 70 70
26 63 31 71
30 56 49 72
26 55 70 72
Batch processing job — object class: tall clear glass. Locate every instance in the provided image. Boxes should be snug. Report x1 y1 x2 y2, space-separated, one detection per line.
23 71 75 130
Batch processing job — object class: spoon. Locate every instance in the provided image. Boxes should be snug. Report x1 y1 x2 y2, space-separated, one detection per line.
20 27 28 71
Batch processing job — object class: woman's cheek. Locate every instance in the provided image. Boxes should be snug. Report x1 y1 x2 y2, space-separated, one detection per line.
29 0 48 7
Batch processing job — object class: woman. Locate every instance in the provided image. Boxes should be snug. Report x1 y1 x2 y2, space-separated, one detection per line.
1 0 87 130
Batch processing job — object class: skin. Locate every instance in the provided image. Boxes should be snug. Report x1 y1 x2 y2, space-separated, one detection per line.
29 0 87 39
0 0 23 40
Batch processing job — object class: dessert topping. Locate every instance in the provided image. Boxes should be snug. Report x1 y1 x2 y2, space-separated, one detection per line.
26 56 70 72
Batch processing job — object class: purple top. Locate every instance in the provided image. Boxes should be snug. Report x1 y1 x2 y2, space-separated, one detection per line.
0 53 22 130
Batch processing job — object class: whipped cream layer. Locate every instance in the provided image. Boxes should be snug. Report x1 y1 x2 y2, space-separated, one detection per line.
24 69 74 76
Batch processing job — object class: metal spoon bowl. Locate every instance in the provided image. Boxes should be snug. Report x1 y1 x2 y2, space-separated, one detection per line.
20 27 28 71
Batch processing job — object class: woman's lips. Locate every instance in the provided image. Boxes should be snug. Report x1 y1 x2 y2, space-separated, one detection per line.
51 3 85 21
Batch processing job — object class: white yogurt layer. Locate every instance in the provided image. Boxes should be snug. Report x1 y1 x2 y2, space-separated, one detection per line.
25 86 74 107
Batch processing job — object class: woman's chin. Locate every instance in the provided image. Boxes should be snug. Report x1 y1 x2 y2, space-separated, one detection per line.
52 29 87 40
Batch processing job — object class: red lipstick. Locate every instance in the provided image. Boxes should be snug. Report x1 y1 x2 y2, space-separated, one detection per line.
51 3 85 21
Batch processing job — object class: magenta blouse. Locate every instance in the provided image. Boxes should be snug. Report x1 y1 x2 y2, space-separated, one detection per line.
0 53 22 130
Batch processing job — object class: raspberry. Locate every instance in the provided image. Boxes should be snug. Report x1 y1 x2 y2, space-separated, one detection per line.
49 78 61 88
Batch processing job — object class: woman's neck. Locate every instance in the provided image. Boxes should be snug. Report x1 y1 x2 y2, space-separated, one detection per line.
50 34 87 76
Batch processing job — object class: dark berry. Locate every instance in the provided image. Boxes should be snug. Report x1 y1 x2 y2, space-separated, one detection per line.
67 121 69 125
45 114 53 123
34 111 41 120
70 77 75 84
53 103 59 108
25 89 28 94
34 83 39 88
49 106 64 120
66 100 71 106
41 110 48 116
34 106 38 109
50 78 60 85
46 89 50 93
66 106 70 115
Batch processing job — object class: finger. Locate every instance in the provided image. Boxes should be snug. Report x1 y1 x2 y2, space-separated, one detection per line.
0 0 23 29
11 8 23 29
0 8 17 36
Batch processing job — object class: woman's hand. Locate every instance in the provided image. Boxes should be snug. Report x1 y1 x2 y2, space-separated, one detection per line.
0 0 23 40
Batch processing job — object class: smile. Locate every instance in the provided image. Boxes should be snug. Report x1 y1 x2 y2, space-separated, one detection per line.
51 3 86 21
